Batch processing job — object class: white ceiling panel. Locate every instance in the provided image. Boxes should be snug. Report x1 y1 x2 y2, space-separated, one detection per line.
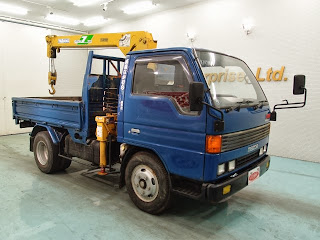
0 0 207 31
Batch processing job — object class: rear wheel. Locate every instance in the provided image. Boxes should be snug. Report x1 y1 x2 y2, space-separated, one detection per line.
125 151 171 214
33 131 68 173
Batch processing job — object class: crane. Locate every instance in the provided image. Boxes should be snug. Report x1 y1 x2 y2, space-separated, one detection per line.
46 31 157 94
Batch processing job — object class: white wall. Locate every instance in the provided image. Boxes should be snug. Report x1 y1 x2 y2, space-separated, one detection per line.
0 22 87 136
93 0 320 162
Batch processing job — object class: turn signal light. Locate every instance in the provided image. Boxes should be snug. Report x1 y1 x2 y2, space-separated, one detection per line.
206 135 222 153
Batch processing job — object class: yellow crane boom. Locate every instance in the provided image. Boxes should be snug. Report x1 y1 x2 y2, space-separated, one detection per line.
45 31 157 94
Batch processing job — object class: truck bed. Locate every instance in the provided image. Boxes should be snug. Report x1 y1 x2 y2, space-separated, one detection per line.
12 97 83 130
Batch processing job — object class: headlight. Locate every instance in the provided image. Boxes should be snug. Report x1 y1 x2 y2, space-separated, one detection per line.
217 163 225 175
228 160 236 171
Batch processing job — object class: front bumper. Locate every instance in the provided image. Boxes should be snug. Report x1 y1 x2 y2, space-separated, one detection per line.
203 155 270 203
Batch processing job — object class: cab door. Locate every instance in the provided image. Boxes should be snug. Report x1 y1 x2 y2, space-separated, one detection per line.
123 51 207 181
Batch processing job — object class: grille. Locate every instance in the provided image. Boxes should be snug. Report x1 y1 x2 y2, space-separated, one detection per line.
221 123 270 152
235 150 260 168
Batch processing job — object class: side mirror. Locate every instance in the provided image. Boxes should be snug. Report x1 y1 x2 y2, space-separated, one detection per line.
293 75 305 95
189 82 204 111
271 75 307 120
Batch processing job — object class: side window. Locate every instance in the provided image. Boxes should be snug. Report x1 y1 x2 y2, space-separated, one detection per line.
132 55 194 113
154 63 175 86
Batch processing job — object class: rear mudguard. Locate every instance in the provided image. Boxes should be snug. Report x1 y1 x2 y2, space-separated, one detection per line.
30 124 64 152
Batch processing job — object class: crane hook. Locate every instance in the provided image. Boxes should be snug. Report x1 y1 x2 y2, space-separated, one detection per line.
48 71 57 95
49 84 56 95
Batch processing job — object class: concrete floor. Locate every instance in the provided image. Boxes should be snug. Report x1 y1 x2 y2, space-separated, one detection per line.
0 134 319 240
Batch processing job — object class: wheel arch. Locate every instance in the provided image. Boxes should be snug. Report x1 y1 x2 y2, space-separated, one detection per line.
30 124 65 152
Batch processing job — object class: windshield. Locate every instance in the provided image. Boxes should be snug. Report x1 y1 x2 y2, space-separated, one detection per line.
196 50 267 109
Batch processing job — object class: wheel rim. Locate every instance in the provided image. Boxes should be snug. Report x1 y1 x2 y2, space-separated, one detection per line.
36 141 49 166
131 164 159 202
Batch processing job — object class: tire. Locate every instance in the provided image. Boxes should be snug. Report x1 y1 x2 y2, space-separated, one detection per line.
125 151 171 214
33 131 63 173
59 158 72 171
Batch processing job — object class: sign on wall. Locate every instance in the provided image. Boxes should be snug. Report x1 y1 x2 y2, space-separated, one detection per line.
204 66 288 83
256 66 287 81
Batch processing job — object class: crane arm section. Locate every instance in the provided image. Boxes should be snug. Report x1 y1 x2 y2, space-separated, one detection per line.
46 31 157 94
46 31 157 58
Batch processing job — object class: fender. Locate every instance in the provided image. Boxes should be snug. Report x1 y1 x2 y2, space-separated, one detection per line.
30 124 61 145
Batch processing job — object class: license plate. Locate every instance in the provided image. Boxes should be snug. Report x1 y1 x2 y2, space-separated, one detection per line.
248 166 260 184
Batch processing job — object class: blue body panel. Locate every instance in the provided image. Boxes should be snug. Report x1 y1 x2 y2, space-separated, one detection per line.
207 106 270 135
12 97 82 130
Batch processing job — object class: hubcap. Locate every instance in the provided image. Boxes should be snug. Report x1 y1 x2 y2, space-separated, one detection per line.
131 165 159 202
36 141 49 166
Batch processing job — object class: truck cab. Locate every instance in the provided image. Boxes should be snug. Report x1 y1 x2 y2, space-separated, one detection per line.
118 47 270 205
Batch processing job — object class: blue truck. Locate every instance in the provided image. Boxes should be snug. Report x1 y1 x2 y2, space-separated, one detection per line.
12 46 306 214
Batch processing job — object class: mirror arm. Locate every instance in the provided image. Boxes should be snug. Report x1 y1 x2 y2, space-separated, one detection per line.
272 88 307 112
202 101 224 121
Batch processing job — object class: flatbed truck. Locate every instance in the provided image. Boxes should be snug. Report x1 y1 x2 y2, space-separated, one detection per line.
12 32 307 214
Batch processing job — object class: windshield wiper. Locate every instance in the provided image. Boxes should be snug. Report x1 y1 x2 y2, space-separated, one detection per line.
253 100 268 110
225 100 254 113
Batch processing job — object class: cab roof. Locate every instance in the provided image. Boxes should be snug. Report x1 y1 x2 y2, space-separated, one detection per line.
127 47 240 62
127 47 194 55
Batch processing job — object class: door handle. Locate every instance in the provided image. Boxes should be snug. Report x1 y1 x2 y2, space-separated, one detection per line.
130 128 140 135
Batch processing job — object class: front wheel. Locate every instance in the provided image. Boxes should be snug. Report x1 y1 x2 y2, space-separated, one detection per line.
125 151 171 214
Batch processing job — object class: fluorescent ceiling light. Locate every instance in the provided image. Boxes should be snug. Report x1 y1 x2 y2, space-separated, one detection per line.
45 14 80 26
70 0 102 7
83 16 108 27
122 1 157 15
0 2 28 15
